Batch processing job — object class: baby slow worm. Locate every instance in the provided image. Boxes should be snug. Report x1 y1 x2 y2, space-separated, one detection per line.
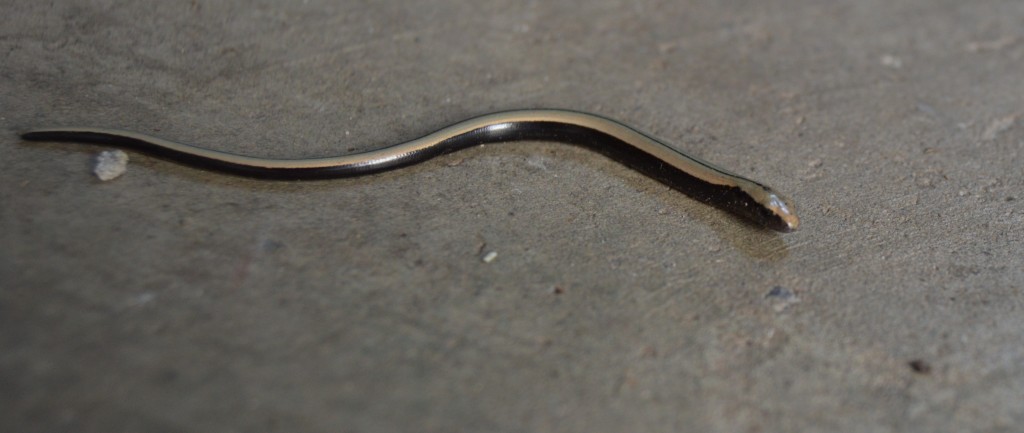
20 109 799 231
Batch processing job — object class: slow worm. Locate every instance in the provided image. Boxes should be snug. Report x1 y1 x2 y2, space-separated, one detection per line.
20 109 799 231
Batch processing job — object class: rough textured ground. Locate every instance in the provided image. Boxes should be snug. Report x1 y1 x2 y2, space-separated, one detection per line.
2 1 1023 432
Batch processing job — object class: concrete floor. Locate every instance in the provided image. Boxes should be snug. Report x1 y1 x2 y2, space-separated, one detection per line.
2 0 1023 431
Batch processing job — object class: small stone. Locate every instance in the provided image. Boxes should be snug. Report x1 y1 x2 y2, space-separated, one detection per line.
765 286 800 312
880 54 903 69
93 150 128 181
908 359 932 374
765 286 794 300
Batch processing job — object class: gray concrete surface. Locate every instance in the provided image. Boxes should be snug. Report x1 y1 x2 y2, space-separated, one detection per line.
2 0 1023 432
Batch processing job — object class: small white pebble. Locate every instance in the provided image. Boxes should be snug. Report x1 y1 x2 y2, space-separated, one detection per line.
880 54 903 69
93 150 128 181
482 251 498 263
